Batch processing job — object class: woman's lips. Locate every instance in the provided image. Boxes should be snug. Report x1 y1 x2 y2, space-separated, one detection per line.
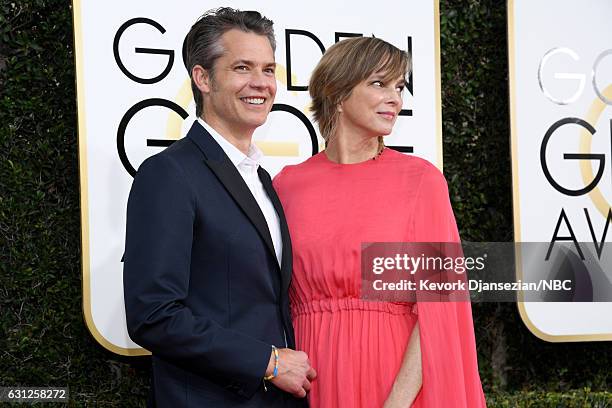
377 111 396 120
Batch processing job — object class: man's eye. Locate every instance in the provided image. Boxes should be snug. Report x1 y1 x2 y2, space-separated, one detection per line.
264 67 276 74
372 80 383 87
396 85 405 92
235 65 248 71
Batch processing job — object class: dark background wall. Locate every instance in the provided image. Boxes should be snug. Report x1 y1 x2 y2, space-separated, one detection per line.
1 0 611 406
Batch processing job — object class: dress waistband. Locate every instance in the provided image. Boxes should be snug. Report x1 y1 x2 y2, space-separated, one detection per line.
291 297 415 317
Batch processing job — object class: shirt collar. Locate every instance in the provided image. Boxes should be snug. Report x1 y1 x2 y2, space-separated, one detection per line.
198 117 263 168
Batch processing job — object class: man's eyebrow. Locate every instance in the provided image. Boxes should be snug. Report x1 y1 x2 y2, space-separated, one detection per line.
230 59 276 67
231 59 254 66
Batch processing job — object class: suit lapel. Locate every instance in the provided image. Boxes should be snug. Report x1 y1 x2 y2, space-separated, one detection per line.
206 160 278 266
259 168 296 347
186 122 278 268
258 167 292 290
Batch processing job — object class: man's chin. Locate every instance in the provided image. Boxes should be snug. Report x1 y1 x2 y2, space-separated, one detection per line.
236 119 268 135
246 116 270 129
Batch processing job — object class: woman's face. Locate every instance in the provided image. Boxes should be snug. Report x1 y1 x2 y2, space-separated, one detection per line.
338 71 405 139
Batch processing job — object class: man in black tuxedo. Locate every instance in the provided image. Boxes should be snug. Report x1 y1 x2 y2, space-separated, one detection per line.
123 8 315 406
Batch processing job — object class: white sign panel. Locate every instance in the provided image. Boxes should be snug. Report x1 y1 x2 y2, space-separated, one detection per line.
509 0 612 341
74 0 442 354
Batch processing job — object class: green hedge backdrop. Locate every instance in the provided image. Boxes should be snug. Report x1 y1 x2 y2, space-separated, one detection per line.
1 0 611 406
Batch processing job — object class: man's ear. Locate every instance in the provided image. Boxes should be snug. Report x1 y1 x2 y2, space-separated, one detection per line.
192 65 212 94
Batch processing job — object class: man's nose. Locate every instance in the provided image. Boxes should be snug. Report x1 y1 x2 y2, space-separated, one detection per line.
249 70 270 88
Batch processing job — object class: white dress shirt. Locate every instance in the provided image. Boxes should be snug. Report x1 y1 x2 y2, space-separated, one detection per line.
198 118 283 267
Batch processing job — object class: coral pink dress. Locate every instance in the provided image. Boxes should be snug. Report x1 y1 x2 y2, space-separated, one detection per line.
273 148 486 408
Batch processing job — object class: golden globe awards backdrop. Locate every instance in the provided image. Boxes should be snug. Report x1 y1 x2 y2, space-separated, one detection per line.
73 1 443 354
509 0 612 341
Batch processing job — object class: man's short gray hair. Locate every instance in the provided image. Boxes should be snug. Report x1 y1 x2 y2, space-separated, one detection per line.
182 7 276 117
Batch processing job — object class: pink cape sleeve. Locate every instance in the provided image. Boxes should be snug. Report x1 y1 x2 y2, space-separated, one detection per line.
411 166 487 408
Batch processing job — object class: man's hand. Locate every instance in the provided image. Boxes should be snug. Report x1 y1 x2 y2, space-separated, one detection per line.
265 348 316 398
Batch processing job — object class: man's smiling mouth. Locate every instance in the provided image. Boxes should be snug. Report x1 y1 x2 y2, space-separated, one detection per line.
241 97 265 105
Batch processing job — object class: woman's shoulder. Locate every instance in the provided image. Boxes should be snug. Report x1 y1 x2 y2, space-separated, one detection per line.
384 148 446 183
272 153 326 188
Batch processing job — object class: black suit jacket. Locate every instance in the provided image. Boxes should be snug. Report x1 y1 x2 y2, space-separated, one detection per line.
123 121 303 407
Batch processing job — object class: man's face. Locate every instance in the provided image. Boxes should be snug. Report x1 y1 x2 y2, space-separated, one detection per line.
202 29 277 138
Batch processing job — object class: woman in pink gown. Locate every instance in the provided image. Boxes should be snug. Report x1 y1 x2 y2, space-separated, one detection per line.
273 37 486 407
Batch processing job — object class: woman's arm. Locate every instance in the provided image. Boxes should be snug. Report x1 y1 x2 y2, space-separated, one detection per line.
383 322 422 408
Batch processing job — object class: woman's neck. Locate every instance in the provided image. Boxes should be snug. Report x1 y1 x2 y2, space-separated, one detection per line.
324 128 382 164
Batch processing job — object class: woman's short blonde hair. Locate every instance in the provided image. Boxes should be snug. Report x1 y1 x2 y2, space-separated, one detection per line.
309 37 411 142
